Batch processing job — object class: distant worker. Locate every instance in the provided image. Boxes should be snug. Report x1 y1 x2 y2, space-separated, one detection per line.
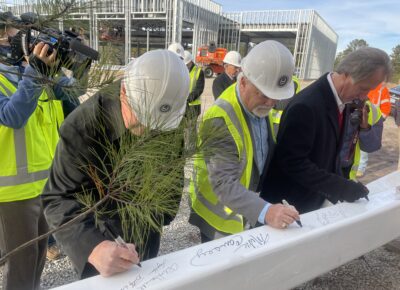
368 82 391 118
184 50 205 119
212 50 241 100
340 100 383 181
260 47 391 214
269 75 301 138
357 82 391 177
189 40 300 242
168 42 185 60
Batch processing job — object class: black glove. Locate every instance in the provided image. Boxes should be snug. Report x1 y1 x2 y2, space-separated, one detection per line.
340 181 369 202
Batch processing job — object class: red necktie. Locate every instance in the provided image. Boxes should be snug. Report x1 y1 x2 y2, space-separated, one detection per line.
338 109 344 132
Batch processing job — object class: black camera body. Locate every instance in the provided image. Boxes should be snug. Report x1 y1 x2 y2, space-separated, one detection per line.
20 12 99 76
349 107 363 127
0 12 99 76
349 99 366 127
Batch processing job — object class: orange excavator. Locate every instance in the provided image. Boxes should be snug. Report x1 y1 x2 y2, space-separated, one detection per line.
195 41 227 78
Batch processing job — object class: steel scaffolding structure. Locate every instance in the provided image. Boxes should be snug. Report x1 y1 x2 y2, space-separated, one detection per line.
219 10 338 79
1 1 337 79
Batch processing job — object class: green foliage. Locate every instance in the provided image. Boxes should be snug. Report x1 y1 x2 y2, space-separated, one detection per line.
114 129 186 246
72 96 233 255
334 39 369 69
391 45 400 83
74 111 192 255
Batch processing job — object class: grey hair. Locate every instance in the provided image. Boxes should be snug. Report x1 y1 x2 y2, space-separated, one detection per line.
336 47 392 83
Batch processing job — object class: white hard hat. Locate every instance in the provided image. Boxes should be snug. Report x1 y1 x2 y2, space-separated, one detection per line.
183 50 193 65
124 50 190 131
241 40 294 100
223 51 241 67
168 42 185 59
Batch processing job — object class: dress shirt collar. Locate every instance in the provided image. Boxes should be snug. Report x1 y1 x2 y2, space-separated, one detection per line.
327 73 345 113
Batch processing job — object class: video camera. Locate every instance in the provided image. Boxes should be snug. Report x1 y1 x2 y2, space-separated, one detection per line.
0 11 99 77
349 99 369 127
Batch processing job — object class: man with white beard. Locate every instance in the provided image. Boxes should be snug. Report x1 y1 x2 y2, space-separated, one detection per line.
189 40 300 242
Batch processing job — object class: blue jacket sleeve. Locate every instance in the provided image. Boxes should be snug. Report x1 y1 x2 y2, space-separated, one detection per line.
0 65 43 129
358 116 383 152
53 75 82 117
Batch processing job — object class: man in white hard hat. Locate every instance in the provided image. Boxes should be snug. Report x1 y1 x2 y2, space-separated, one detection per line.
212 50 241 99
189 40 300 242
42 50 190 278
184 50 204 119
168 42 185 59
260 47 391 213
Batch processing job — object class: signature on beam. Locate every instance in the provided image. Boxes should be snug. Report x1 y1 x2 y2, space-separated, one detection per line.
315 208 347 226
120 259 179 290
190 233 269 266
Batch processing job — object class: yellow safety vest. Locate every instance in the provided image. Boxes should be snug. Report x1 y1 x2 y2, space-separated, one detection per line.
349 101 382 180
0 74 64 202
292 75 301 95
269 76 301 140
268 109 282 143
188 65 202 106
189 84 253 234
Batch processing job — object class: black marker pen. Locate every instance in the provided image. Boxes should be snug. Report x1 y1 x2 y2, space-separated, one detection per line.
282 199 303 227
104 222 142 267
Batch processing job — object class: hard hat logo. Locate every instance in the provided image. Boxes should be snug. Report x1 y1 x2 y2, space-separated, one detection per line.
159 104 172 113
278 75 289 87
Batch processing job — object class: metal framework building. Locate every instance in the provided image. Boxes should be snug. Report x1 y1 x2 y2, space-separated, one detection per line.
220 10 338 79
1 0 338 79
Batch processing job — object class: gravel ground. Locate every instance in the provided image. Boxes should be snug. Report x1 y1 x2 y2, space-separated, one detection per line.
1 79 400 289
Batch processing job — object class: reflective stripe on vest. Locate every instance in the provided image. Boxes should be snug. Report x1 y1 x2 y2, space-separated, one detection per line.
189 84 253 234
268 108 282 142
349 102 382 180
292 75 301 94
268 77 300 139
188 65 202 106
0 74 64 202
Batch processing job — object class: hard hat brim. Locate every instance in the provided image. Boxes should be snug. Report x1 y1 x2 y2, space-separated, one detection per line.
260 81 295 100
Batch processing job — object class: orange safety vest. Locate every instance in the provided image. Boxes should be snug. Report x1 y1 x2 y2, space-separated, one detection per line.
367 83 391 118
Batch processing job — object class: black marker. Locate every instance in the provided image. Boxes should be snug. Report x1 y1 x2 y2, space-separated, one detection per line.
282 199 303 227
104 223 142 267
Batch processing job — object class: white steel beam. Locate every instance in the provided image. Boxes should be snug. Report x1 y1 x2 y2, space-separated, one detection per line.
54 172 400 290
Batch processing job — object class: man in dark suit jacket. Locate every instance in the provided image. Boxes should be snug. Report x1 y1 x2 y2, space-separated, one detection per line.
260 47 392 214
212 51 241 99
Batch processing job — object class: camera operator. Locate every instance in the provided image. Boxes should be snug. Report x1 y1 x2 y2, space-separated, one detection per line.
339 99 384 181
0 13 85 290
